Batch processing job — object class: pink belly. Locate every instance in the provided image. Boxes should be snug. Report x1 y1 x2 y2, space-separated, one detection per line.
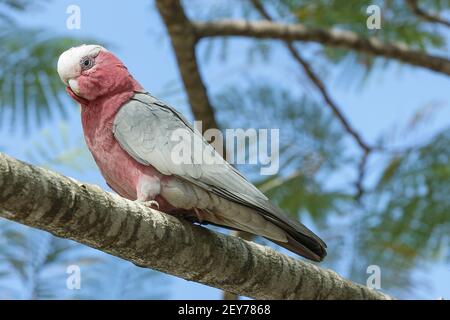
81 107 180 213
88 137 177 211
97 144 139 199
90 139 154 200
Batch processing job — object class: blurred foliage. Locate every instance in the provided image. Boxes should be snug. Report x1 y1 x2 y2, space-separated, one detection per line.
0 220 167 299
196 0 449 87
23 122 95 173
74 256 167 299
213 82 354 269
0 222 94 299
346 129 450 294
213 79 450 294
214 83 350 226
0 0 448 299
370 131 448 253
0 24 83 131
204 0 450 295
279 0 447 80
0 0 166 299
272 0 447 45
0 0 46 17
0 1 99 132
0 122 167 299
262 0 447 56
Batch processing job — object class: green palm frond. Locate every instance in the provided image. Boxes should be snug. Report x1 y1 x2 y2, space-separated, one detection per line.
0 221 163 299
349 128 450 293
214 82 350 223
71 256 168 299
0 22 99 132
0 221 90 299
369 128 450 261
271 0 447 45
0 0 46 10
197 0 448 85
23 121 95 172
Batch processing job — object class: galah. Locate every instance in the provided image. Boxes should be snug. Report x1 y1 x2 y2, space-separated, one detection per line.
57 44 327 261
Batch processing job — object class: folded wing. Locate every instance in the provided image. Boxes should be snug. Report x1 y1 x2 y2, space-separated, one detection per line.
113 92 327 261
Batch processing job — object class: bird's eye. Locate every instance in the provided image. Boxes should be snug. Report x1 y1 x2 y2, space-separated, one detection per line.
80 57 94 70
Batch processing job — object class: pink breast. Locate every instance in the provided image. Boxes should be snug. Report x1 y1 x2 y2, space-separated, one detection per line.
87 132 175 212
79 94 178 214
80 95 148 200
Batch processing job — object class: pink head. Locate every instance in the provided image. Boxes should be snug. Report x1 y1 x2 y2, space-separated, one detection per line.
57 45 142 105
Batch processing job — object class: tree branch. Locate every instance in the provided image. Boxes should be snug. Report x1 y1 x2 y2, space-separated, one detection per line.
155 0 219 132
250 0 373 199
156 0 247 299
250 0 372 154
193 19 450 76
355 149 370 201
0 152 392 300
406 0 450 28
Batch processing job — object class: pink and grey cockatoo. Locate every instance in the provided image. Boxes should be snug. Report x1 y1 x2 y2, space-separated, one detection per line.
57 44 327 261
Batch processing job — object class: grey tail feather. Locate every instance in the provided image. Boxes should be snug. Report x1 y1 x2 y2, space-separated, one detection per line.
185 213 327 261
268 232 327 262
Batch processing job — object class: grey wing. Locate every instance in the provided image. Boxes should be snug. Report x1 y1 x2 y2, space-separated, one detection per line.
112 92 267 201
113 92 327 261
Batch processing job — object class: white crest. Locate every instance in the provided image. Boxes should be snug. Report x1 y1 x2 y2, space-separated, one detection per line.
57 44 107 84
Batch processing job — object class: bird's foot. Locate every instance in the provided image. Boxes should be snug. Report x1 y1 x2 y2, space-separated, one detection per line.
138 200 160 210
194 208 205 223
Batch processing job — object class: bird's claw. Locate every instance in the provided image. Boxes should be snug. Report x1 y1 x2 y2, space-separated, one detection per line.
139 200 160 210
194 208 204 223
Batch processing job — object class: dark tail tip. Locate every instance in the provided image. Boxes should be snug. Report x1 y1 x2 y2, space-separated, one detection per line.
269 233 327 262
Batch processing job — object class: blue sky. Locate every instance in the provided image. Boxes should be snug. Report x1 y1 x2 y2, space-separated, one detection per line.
1 0 449 299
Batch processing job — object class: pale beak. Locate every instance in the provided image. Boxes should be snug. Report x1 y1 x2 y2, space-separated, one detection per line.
68 79 81 96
